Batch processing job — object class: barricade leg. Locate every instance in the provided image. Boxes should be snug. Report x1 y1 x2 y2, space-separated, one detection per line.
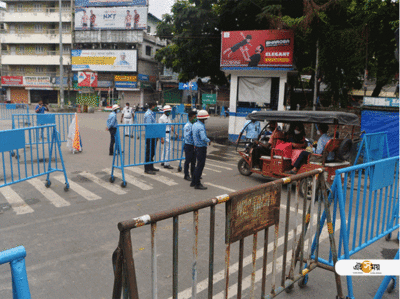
177 142 185 172
373 249 399 299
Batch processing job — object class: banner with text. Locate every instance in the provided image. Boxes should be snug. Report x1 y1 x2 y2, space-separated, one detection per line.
220 30 294 69
72 50 137 72
75 6 147 30
1 76 23 86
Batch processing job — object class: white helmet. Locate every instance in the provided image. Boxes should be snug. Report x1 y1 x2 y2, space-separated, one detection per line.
112 104 120 111
252 110 258 114
163 105 172 112
197 110 210 119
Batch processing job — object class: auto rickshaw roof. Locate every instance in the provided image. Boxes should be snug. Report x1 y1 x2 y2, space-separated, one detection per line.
246 111 359 126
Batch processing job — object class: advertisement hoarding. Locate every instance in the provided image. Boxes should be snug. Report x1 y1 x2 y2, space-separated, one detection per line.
72 50 137 72
75 6 147 30
78 72 98 87
220 30 294 69
23 76 51 87
75 0 146 7
1 76 23 86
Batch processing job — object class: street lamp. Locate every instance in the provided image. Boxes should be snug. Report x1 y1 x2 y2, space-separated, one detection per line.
59 0 64 108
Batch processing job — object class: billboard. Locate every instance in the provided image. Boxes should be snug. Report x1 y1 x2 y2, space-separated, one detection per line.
75 6 147 30
71 50 137 72
220 30 294 68
78 71 98 87
75 0 146 7
1 76 23 86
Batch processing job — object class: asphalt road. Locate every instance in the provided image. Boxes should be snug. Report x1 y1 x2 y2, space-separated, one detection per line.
0 112 398 299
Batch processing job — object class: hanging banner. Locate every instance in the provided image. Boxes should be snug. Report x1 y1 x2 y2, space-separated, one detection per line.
75 6 147 30
220 30 294 69
75 0 146 7
72 50 137 72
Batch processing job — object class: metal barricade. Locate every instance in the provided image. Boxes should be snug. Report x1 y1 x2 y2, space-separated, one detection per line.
0 246 31 299
111 170 342 298
0 103 29 120
133 112 188 124
374 249 399 299
12 113 75 143
110 123 185 187
309 156 399 299
0 125 70 190
354 132 390 165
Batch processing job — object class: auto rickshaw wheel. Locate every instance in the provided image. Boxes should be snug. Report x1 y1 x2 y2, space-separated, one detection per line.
238 158 252 176
299 178 313 199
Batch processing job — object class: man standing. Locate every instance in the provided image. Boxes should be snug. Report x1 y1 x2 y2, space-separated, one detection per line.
191 110 211 190
183 110 197 181
120 102 134 137
81 10 89 30
144 102 159 175
106 104 120 156
35 100 49 114
159 105 175 169
236 111 260 143
133 10 140 29
89 10 96 30
125 10 132 29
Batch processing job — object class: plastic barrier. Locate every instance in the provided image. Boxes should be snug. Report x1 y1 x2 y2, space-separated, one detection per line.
110 123 185 187
354 132 390 165
0 103 29 120
111 170 344 298
0 246 31 299
0 125 69 190
309 156 399 299
12 113 75 143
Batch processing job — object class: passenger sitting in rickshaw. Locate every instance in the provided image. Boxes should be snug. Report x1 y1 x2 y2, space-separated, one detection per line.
286 123 334 174
252 121 279 168
285 122 307 149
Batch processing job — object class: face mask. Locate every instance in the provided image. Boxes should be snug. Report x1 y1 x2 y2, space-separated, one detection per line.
190 118 196 124
152 107 158 112
317 130 321 135
294 129 301 135
165 112 170 116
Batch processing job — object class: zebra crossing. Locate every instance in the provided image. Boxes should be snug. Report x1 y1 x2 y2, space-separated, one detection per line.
0 154 240 216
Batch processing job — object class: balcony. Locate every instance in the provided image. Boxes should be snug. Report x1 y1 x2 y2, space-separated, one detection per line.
4 9 71 22
1 31 72 44
1 54 71 65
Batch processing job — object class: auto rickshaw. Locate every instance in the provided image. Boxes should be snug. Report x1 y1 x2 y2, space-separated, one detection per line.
236 111 360 196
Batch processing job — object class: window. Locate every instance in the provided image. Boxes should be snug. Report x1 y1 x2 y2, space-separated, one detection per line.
33 4 42 12
17 4 23 12
62 45 70 53
17 66 24 72
147 26 151 34
62 23 69 32
18 46 24 54
35 66 44 73
17 24 24 33
0 23 4 31
62 2 69 11
35 46 44 54
145 45 152 56
34 24 42 32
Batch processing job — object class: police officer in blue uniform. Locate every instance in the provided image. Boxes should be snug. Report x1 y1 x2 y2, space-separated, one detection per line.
144 102 160 175
183 110 197 181
191 110 211 190
236 110 261 143
106 104 120 156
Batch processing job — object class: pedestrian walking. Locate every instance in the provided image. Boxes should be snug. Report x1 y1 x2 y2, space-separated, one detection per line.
106 104 120 156
35 100 49 114
183 110 197 181
159 105 176 169
144 102 159 175
120 102 134 137
191 110 211 190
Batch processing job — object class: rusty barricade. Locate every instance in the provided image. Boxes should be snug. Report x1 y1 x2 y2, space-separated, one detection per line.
111 169 343 299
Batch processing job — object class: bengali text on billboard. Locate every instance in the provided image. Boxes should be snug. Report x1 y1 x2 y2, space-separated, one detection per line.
75 0 146 7
220 30 294 69
75 6 147 30
71 50 137 72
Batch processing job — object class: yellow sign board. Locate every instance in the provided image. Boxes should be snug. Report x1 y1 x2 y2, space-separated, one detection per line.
114 75 137 82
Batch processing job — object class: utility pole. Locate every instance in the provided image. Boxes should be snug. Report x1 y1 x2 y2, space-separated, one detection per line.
59 0 64 108
310 39 319 139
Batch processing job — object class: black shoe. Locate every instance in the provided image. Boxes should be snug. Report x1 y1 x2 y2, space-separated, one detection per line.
151 168 159 172
164 165 174 170
184 175 192 181
144 170 156 175
190 182 195 187
195 184 207 190
161 163 164 166
109 152 113 156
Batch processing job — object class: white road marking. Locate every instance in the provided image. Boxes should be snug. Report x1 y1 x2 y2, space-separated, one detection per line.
206 160 237 167
78 171 127 195
203 183 236 192
205 163 232 170
104 168 153 191
203 167 221 173
0 186 34 215
127 167 178 186
171 212 335 299
54 175 101 201
27 178 70 208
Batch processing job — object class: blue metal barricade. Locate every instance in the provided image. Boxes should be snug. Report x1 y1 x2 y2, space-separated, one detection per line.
308 156 399 299
0 103 29 120
354 132 390 165
12 113 75 143
0 125 69 190
110 123 185 187
0 246 31 299
374 249 399 299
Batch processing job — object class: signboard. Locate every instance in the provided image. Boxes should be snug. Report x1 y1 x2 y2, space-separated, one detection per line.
78 71 98 87
363 97 399 108
115 75 137 82
179 82 198 91
202 94 217 105
23 76 51 87
53 77 69 86
220 30 294 68
97 80 113 87
1 76 23 86
75 6 147 30
115 75 137 89
72 50 137 72
138 74 149 81
225 184 281 244
75 0 146 7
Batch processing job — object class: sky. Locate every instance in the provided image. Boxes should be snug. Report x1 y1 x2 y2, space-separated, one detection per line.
148 0 175 19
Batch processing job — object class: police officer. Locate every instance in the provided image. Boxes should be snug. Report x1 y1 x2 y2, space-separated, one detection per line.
159 105 176 169
144 102 159 174
191 110 211 190
120 102 134 137
236 110 261 143
183 110 197 181
106 104 120 156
